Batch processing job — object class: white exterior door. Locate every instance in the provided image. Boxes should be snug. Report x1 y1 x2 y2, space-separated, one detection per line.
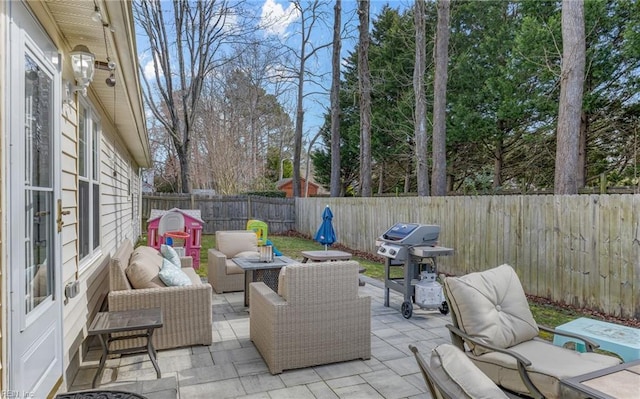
6 3 63 397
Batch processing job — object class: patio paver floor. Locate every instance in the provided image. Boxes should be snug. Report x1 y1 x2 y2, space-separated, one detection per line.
65 277 450 398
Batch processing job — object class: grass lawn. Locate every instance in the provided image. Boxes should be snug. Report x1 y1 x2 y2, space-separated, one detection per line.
139 232 626 342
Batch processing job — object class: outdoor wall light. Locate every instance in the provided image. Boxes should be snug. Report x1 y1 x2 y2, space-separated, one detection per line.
91 5 102 23
69 44 95 96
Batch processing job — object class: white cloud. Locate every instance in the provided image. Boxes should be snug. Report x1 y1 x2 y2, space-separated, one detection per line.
143 54 164 79
143 60 156 78
260 0 299 37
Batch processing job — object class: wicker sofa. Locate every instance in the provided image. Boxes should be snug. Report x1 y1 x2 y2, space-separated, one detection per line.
208 230 260 293
108 240 213 350
249 260 371 374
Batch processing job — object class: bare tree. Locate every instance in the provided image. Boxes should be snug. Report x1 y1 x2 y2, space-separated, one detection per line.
134 0 253 193
414 0 429 196
267 0 333 197
358 0 372 197
431 0 450 196
330 0 342 197
195 51 294 194
555 0 585 194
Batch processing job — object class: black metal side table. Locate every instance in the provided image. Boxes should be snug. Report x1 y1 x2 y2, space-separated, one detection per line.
88 308 163 388
56 390 148 398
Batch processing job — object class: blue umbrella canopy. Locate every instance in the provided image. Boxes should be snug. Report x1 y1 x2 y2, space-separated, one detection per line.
314 206 336 250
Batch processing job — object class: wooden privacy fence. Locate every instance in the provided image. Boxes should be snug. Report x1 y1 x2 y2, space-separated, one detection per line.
141 194 295 234
296 195 639 319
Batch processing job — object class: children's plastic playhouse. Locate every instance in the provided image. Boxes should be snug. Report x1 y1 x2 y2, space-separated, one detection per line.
147 208 204 268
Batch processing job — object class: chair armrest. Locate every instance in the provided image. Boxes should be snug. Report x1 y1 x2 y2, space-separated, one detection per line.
538 325 600 352
207 248 228 288
445 324 532 366
250 282 287 308
446 324 545 399
180 256 193 268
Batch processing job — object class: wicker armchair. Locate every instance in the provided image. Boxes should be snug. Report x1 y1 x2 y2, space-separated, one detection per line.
250 260 371 374
108 240 213 350
208 230 259 293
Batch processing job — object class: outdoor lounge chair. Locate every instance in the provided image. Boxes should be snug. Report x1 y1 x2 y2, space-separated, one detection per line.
409 344 520 399
249 260 371 374
208 230 259 293
443 264 621 399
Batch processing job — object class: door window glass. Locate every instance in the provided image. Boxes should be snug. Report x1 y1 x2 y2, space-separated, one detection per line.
24 54 54 313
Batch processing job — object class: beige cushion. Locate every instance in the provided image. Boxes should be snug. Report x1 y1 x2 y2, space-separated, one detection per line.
182 268 203 285
470 339 621 399
133 245 162 259
235 250 260 259
225 260 244 275
126 247 166 288
216 230 258 258
444 264 538 355
277 266 287 299
431 344 509 399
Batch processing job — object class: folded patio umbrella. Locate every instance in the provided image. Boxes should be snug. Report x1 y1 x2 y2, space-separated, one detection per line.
314 205 336 250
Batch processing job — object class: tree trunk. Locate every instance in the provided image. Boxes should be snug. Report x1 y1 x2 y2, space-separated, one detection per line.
577 111 588 187
494 139 503 189
330 0 342 197
179 147 190 193
431 0 450 197
358 0 372 197
414 0 429 196
555 0 585 194
292 23 307 198
378 163 384 194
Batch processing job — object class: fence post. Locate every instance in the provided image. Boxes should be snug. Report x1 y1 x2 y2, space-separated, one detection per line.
599 173 607 194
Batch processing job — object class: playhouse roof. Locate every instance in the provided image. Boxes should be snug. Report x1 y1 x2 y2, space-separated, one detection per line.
148 208 204 224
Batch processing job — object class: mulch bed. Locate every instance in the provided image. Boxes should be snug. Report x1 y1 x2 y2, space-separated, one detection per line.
278 230 640 329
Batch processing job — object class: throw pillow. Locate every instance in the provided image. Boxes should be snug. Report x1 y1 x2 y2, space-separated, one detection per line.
444 264 539 355
161 244 181 267
158 258 192 287
430 344 509 399
126 260 166 289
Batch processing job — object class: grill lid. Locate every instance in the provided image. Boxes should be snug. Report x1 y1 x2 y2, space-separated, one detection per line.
381 223 420 241
379 223 440 246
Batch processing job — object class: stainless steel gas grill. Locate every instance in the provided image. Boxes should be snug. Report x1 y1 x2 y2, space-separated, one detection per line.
376 223 454 318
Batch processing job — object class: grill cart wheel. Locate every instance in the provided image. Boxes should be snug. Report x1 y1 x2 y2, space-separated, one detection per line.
439 301 449 315
401 301 413 319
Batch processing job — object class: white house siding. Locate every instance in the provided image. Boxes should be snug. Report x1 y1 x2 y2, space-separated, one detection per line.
61 109 143 387
0 1 5 391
